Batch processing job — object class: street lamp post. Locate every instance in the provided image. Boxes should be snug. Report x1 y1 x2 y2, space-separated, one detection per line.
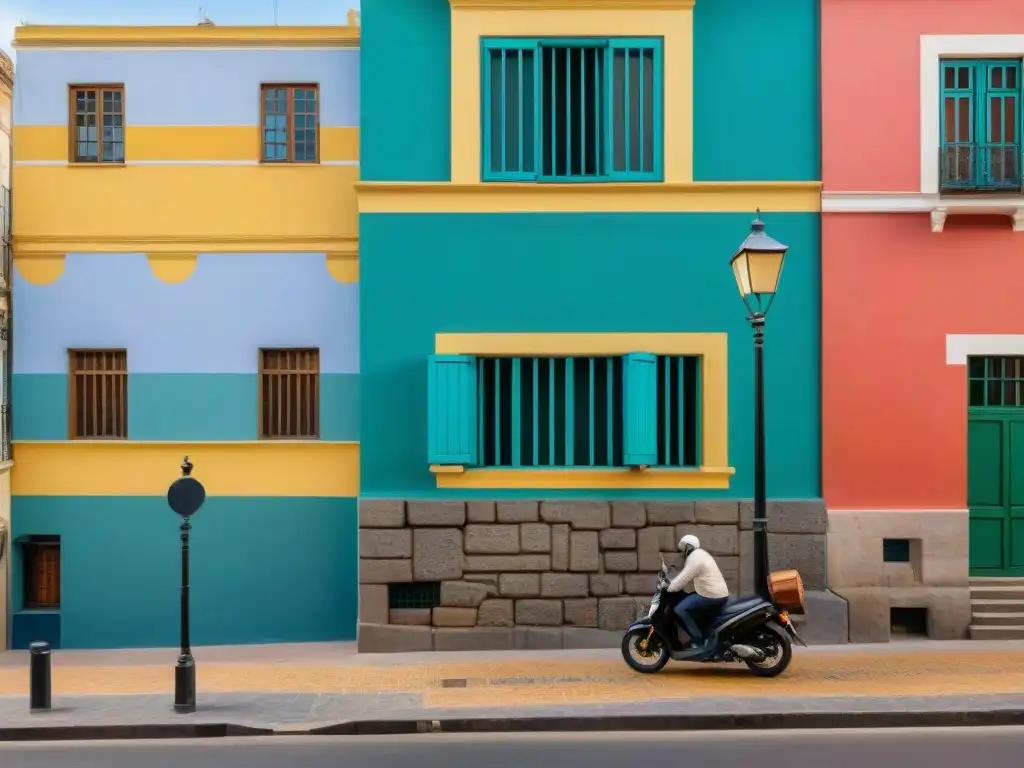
166 456 206 714
729 210 789 602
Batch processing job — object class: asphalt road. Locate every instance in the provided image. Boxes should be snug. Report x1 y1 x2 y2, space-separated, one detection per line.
3 727 1024 767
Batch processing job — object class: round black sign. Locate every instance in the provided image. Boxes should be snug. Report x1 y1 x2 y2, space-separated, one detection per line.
167 476 206 518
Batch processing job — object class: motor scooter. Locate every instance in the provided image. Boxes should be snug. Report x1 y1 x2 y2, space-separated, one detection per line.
620 556 806 677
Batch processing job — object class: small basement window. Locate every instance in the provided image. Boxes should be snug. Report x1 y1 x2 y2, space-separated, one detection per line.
890 607 927 637
882 538 911 563
388 582 441 610
21 536 61 609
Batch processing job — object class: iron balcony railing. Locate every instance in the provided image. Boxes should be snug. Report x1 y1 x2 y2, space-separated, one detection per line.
940 142 1023 193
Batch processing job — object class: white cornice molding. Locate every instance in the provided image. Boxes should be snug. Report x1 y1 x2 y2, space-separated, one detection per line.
823 191 1024 232
822 192 936 213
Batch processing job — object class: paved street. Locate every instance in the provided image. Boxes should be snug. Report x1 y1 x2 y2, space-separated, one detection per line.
3 728 1024 768
0 641 1022 736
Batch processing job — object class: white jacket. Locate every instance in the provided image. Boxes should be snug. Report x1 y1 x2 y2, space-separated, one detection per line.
667 548 729 599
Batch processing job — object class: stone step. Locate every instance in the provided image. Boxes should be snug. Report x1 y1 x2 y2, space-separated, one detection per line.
971 612 1024 627
968 585 1024 600
970 625 1024 640
970 599 1024 613
970 577 1024 587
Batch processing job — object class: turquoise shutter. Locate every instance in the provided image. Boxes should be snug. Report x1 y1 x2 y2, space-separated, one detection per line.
482 39 539 181
607 38 663 181
622 352 658 466
939 61 975 189
427 355 479 466
981 61 1020 189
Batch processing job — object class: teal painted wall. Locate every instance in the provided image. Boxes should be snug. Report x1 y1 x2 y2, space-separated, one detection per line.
360 0 451 181
358 0 820 184
10 496 358 649
359 212 821 500
12 373 359 442
692 0 820 182
12 375 67 441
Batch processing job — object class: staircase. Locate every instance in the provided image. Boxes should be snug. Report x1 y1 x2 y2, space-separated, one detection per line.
970 578 1024 640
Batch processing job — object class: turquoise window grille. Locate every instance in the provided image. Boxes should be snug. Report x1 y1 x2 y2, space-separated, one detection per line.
427 353 700 469
940 59 1022 192
482 37 663 182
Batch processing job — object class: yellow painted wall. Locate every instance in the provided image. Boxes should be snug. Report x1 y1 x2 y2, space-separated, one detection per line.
12 442 358 497
13 164 358 257
14 125 359 165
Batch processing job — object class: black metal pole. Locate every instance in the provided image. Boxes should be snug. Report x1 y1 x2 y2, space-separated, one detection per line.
752 313 771 601
174 518 196 713
28 641 51 711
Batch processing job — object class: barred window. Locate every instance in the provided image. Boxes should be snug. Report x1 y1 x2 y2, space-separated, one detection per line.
427 353 700 469
259 348 320 438
69 349 128 439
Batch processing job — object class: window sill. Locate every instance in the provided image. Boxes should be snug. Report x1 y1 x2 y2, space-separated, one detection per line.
429 464 735 489
15 608 61 615
67 162 127 168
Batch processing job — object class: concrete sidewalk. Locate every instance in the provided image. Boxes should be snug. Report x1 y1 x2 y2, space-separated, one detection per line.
0 640 1022 739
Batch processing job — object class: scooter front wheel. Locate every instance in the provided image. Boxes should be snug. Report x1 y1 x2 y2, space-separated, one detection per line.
621 627 670 674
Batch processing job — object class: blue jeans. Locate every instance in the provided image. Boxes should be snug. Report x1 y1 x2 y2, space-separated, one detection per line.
674 593 728 645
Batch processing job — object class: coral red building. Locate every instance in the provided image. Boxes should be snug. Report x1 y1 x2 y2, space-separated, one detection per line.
822 0 1024 641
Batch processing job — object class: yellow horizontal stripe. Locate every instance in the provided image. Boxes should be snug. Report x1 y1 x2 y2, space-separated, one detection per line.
12 164 358 256
14 25 359 49
14 126 358 163
356 181 821 214
434 467 734 490
12 441 358 497
436 331 724 356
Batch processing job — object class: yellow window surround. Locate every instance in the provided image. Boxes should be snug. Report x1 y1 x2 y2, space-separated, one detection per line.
448 0 696 184
429 332 733 489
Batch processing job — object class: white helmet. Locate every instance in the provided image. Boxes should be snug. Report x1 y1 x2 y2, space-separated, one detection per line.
678 534 700 555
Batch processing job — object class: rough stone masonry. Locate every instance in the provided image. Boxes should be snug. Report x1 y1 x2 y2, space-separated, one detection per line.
357 500 849 653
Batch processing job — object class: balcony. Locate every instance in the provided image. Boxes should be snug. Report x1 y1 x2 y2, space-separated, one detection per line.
940 142 1022 194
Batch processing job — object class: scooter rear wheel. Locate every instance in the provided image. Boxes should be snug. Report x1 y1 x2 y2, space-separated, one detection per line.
743 622 793 678
621 627 670 674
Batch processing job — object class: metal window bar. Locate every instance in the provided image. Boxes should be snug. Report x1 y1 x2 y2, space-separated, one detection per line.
967 355 1024 407
478 355 700 468
940 143 1022 191
259 348 320 438
388 582 441 610
541 44 604 180
69 350 128 439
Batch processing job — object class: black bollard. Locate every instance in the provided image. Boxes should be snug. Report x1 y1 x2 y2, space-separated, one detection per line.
28 641 51 711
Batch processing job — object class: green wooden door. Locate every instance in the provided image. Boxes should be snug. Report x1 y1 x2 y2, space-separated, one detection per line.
968 356 1024 576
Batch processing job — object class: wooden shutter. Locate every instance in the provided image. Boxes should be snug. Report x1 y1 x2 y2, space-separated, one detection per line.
427 354 478 466
622 351 658 467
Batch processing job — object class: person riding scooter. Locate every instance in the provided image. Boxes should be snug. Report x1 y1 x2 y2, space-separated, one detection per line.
666 534 730 649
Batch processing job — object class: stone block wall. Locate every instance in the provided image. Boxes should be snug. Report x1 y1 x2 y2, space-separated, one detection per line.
358 499 835 652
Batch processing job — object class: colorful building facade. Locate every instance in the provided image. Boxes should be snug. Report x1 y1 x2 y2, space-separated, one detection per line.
355 0 846 651
0 50 13 650
821 0 1024 641
8 22 360 649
